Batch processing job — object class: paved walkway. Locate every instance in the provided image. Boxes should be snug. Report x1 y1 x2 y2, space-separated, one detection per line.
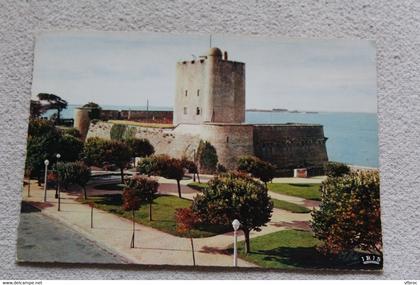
17 202 127 264
22 181 255 267
21 174 317 267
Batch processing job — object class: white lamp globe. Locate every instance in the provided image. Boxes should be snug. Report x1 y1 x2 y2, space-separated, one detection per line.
232 219 240 231
44 159 49 166
56 153 61 159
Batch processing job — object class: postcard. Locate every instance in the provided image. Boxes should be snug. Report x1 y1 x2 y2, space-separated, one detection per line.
18 32 382 270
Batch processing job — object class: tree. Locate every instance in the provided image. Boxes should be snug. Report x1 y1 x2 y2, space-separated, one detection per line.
196 140 218 173
191 172 273 254
237 155 276 187
311 170 381 255
29 100 43 118
122 186 142 248
56 161 91 199
126 138 155 158
324 161 351 177
175 208 199 266
181 157 200 183
82 102 102 120
28 118 58 137
160 158 185 198
57 134 84 162
137 156 160 176
72 161 91 200
125 176 159 221
25 119 61 185
102 140 132 183
37 93 68 122
83 137 107 167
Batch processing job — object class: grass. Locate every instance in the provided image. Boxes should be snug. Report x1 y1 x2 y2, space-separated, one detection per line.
187 182 208 192
272 199 311 213
78 194 230 238
109 120 173 129
93 183 126 191
268 183 321 200
234 229 382 270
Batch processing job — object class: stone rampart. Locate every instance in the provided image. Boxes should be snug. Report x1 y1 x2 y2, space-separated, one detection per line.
87 121 328 176
253 124 328 176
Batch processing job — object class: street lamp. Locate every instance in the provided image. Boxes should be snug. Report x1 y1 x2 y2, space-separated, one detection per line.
43 159 49 202
55 153 61 198
232 219 241 267
55 153 61 211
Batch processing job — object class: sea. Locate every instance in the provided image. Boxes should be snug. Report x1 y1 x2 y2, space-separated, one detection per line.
50 105 379 168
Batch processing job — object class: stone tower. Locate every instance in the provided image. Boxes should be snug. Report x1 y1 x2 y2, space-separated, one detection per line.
173 47 245 125
73 107 91 141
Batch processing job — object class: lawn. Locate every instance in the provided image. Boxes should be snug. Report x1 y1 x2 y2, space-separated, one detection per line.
187 182 207 192
268 183 321 200
78 194 230 238
109 120 173 129
272 199 311 213
235 229 382 270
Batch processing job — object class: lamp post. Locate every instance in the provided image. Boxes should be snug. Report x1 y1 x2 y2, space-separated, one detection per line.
43 159 49 202
232 219 241 267
55 153 61 211
55 153 61 198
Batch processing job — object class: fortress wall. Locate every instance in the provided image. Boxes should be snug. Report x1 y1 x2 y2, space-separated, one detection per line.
253 124 329 176
86 121 202 161
174 124 254 169
87 121 254 170
86 121 113 140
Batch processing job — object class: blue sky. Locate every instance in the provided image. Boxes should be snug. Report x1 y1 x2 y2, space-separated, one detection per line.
31 32 377 113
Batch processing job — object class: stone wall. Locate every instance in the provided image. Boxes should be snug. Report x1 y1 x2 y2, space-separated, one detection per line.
87 121 254 170
87 121 328 175
100 109 173 123
253 124 328 176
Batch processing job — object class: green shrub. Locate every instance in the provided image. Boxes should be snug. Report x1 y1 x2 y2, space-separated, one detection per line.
126 138 154 158
83 137 107 166
324 161 351 177
137 156 160 176
196 140 218 173
311 170 381 255
216 163 227 173
110 124 127 141
191 172 273 254
57 134 84 162
61 127 81 138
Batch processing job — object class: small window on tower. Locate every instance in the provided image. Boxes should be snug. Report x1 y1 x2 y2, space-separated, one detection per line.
197 89 200 96
184 107 188 115
185 90 188 97
196 107 201 115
